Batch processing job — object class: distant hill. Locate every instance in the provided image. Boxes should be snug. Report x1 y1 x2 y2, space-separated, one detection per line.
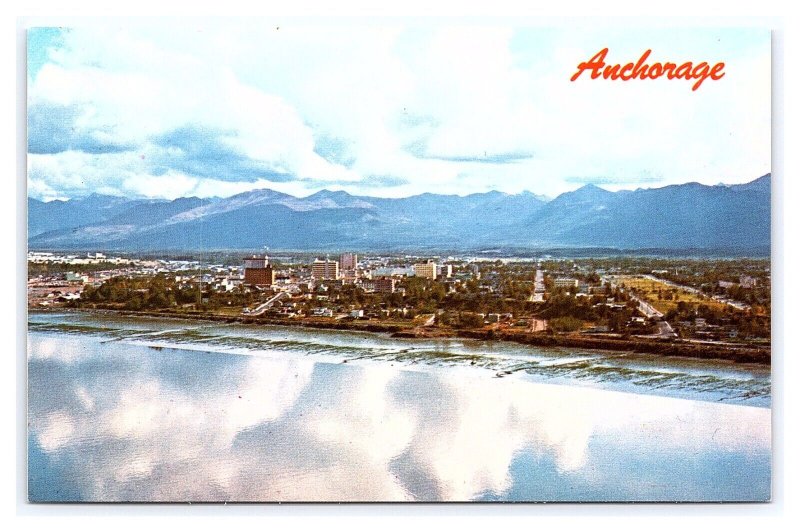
28 174 771 252
28 194 160 237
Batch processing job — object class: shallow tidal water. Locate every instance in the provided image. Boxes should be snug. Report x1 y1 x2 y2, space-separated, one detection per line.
28 311 771 502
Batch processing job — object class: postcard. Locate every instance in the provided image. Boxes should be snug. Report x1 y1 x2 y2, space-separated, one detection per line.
26 21 771 502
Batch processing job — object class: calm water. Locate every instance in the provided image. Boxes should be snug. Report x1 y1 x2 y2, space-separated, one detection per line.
28 311 771 502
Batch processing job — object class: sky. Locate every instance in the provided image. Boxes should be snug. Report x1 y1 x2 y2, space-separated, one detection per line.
26 22 770 202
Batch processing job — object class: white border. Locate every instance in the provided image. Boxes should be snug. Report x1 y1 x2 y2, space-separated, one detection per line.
5 2 796 529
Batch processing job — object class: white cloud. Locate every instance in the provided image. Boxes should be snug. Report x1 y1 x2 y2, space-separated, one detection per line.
27 24 770 200
35 411 76 452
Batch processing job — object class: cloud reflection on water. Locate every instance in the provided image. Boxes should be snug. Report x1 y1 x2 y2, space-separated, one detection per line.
28 333 770 502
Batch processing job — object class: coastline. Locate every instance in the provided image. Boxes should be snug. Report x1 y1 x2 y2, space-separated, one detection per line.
30 306 770 366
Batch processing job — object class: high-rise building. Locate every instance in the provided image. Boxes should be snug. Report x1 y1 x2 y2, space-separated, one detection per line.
243 255 275 286
339 253 358 271
413 261 438 280
437 264 453 279
312 259 339 280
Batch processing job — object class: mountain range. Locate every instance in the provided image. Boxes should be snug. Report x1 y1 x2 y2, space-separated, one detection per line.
27 174 771 252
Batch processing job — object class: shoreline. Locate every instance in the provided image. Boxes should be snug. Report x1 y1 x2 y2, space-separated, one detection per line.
30 306 771 366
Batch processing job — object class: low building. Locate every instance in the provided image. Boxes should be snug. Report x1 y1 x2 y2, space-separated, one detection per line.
553 278 578 289
437 264 453 279
739 275 758 289
469 263 482 280
372 267 413 277
65 272 89 283
340 269 359 284
374 277 396 293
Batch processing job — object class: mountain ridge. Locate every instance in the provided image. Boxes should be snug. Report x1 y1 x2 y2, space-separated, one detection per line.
28 174 771 251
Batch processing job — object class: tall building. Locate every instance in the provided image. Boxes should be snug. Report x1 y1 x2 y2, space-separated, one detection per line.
413 261 438 280
339 253 358 271
437 264 453 279
243 255 275 286
312 259 339 281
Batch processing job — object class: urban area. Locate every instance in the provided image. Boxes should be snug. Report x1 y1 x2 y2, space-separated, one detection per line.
28 250 771 361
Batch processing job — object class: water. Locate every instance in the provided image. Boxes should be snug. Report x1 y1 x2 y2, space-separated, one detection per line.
28 311 771 502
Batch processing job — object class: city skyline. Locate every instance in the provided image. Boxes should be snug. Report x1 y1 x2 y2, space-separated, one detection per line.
27 23 769 202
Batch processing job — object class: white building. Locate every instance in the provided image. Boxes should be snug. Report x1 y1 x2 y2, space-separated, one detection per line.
413 261 438 280
553 278 578 289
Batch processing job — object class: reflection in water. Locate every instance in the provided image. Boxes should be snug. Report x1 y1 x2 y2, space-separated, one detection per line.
27 312 772 407
28 316 771 502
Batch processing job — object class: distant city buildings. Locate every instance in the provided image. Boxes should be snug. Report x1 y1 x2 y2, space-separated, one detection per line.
243 255 275 286
340 269 359 284
312 259 339 281
338 252 359 283
65 272 89 283
27 248 769 344
719 276 758 289
27 251 130 265
470 263 481 280
373 277 396 293
372 266 414 277
553 278 578 289
413 261 438 280
339 253 358 271
739 275 758 289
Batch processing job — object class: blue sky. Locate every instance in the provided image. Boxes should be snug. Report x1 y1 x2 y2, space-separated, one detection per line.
26 23 770 201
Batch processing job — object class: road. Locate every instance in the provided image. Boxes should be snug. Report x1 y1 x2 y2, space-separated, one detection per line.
243 291 290 316
602 276 663 319
635 298 664 319
653 320 677 338
531 268 545 302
